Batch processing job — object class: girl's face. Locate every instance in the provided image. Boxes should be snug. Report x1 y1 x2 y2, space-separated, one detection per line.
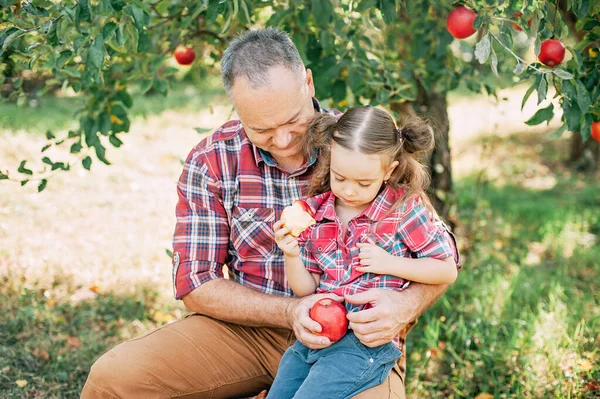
329 142 398 210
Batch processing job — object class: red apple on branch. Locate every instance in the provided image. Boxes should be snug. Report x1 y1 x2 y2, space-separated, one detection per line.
591 122 600 143
538 39 565 66
309 298 348 342
511 12 532 32
174 47 196 65
446 6 477 39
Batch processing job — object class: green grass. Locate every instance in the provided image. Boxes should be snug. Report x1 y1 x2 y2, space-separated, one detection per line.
0 76 226 134
407 175 600 398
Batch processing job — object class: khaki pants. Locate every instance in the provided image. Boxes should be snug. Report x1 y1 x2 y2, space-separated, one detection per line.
82 314 407 399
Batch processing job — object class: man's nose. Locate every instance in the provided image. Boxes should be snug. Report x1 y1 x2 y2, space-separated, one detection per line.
273 127 293 148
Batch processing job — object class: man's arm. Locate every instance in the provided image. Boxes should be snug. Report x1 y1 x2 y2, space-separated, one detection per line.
345 282 448 347
183 278 345 350
182 278 294 328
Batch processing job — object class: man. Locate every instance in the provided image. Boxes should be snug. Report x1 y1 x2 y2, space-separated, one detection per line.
82 28 459 398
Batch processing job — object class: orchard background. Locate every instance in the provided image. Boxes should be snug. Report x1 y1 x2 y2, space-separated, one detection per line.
1 0 599 397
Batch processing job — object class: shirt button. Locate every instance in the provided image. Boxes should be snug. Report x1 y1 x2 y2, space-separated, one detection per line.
318 247 323 252
346 231 351 236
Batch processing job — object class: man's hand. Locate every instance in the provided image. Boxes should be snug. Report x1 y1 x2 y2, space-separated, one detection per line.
286 293 344 350
345 289 416 348
355 242 394 275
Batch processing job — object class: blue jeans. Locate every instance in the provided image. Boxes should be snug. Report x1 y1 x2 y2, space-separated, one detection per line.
266 331 402 399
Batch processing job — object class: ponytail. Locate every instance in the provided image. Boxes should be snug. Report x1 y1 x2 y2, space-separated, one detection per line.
303 113 338 197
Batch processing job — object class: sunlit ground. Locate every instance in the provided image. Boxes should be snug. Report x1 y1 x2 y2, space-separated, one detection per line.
0 82 598 398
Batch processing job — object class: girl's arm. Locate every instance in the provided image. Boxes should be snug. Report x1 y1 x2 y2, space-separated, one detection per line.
285 254 320 296
356 243 457 285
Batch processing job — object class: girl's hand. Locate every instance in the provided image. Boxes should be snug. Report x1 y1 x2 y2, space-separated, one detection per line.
355 242 392 275
274 219 300 257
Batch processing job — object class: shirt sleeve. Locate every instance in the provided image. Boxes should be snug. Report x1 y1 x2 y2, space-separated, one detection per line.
172 147 231 300
397 198 458 264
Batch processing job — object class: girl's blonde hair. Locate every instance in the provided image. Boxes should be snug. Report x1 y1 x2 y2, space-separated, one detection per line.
304 106 435 211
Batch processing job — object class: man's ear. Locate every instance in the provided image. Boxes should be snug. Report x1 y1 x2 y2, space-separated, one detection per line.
306 68 315 97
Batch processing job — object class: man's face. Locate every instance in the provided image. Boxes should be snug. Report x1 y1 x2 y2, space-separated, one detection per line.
231 66 316 165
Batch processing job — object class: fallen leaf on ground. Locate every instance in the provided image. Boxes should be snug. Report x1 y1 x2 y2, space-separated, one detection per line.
587 381 600 391
32 348 50 361
89 284 101 293
474 393 493 399
15 380 27 388
67 336 82 348
579 359 594 372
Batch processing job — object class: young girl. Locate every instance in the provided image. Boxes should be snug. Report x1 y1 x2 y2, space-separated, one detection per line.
267 106 460 399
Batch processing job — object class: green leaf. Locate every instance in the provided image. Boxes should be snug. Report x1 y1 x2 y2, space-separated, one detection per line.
537 74 548 104
575 0 590 19
546 123 568 139
93 142 111 165
56 49 73 69
331 80 347 103
110 0 126 11
473 15 484 30
475 34 491 64
41 144 51 152
490 49 499 78
166 248 173 258
38 179 48 192
70 141 83 153
140 79 153 94
378 0 396 24
513 63 525 75
563 100 580 131
525 103 554 126
575 79 591 113
47 19 60 46
553 68 573 80
0 170 8 180
99 112 112 135
18 160 33 175
109 134 123 147
23 2 49 16
137 29 151 53
116 90 133 108
89 34 105 69
76 0 92 24
46 130 55 140
521 83 536 110
194 127 212 134
312 0 332 27
153 79 168 97
82 156 92 170
102 21 118 38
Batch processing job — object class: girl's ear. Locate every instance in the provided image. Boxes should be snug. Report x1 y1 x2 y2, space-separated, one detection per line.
384 160 399 180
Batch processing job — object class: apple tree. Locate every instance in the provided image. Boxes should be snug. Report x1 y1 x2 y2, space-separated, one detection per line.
0 0 599 219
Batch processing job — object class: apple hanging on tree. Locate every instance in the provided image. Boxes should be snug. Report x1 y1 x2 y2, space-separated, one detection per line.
591 122 600 143
511 12 532 32
446 5 477 39
538 39 565 67
174 46 196 65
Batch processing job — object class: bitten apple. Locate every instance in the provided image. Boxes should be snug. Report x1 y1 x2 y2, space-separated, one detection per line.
280 200 316 237
309 298 348 342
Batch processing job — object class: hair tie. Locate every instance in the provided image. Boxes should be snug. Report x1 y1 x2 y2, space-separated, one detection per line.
396 127 403 138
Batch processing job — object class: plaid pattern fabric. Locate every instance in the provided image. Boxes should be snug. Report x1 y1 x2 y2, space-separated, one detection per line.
297 186 460 349
172 100 339 300
298 186 460 301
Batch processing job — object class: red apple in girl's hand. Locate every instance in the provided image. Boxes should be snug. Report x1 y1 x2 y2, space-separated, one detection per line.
280 200 316 237
538 39 565 66
309 298 348 342
446 6 477 39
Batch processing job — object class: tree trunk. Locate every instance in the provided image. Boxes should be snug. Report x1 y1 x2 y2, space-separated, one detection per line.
570 132 600 171
391 90 455 225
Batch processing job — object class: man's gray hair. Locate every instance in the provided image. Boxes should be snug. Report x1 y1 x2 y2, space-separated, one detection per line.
221 28 305 96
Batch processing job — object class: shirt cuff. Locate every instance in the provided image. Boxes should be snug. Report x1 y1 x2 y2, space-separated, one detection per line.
173 260 224 300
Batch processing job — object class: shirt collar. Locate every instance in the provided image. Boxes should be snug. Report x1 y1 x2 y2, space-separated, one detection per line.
310 185 405 223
